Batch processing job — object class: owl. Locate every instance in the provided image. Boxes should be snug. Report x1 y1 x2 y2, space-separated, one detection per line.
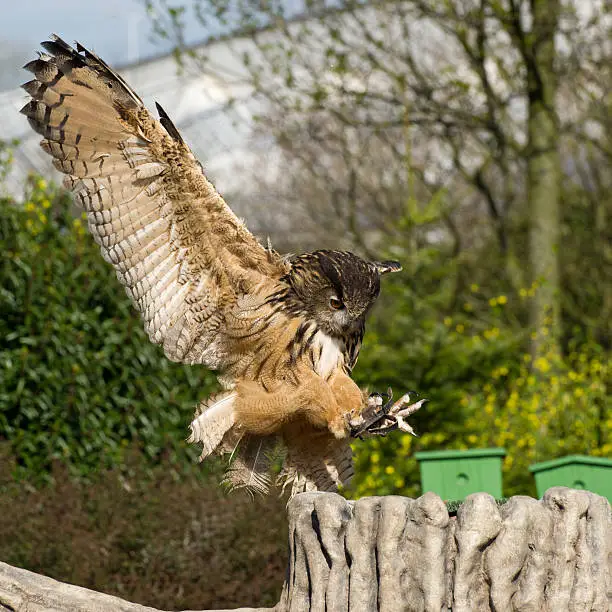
21 35 425 497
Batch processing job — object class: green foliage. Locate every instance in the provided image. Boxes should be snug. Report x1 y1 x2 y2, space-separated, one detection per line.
460 344 611 496
0 149 218 480
350 271 611 498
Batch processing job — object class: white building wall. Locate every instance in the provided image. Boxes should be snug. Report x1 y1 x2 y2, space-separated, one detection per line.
0 37 264 199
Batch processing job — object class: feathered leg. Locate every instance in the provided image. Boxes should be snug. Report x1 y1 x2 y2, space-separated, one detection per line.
232 367 349 437
188 391 237 460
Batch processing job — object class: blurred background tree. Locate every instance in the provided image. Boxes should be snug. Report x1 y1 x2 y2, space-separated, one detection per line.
140 0 611 496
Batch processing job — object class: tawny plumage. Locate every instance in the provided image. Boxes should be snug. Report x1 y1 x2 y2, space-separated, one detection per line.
22 36 425 497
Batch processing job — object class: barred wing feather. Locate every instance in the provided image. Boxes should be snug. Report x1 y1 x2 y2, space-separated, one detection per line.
22 35 288 370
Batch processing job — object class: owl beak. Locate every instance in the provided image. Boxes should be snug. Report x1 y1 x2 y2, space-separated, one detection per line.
372 260 402 275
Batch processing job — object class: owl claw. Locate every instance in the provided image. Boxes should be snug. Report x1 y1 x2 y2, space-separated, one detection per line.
350 390 427 438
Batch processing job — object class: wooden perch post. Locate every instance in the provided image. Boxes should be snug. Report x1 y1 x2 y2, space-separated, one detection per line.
1 487 610 611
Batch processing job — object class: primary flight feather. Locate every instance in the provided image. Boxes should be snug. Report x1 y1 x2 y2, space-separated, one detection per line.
21 35 425 497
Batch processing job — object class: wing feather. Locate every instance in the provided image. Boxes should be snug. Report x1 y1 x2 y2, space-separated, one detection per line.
23 35 290 370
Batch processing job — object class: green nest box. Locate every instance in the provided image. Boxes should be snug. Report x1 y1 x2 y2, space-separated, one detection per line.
415 448 506 501
529 455 612 502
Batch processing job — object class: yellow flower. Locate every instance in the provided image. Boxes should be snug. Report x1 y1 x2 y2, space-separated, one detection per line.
467 434 478 444
497 295 508 305
394 478 405 489
463 302 473 312
42 199 51 209
574 388 584 398
370 452 380 464
590 360 601 373
25 202 36 212
455 324 464 333
444 317 452 326
483 327 500 340
470 283 479 292
385 465 395 475
36 178 47 190
489 297 498 307
519 288 528 298
534 357 550 373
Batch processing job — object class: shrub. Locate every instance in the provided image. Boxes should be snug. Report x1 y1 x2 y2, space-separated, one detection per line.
0 167 218 480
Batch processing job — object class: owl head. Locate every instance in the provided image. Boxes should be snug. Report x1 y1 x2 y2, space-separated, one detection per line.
286 250 401 337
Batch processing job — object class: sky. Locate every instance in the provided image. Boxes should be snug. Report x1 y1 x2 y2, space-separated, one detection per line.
0 0 267 200
0 0 204 91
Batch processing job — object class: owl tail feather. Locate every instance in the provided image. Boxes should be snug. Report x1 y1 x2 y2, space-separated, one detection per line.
278 422 355 499
188 392 237 460
221 434 279 497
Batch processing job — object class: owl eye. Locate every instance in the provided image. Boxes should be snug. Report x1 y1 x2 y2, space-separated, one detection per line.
329 296 344 310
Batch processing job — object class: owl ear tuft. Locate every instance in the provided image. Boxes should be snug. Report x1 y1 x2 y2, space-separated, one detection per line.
373 260 402 275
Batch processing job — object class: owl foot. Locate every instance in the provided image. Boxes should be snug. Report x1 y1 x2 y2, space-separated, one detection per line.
350 389 427 439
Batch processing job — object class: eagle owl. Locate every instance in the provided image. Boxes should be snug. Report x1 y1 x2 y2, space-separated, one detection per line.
21 36 425 497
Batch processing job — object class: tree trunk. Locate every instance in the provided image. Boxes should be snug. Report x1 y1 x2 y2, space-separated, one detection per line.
526 0 562 357
2 488 610 611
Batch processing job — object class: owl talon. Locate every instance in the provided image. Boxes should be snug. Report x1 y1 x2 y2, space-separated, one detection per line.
350 388 397 437
351 392 427 438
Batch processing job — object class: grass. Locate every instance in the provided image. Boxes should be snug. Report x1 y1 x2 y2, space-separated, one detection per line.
0 445 287 610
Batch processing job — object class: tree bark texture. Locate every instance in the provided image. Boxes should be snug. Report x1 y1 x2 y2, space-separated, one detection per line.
1 488 610 611
526 0 563 356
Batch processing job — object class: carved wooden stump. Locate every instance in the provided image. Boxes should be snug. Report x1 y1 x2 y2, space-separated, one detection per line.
279 488 612 612
1 488 610 611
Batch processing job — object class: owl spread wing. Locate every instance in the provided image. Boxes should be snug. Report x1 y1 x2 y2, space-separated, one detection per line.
21 35 288 370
